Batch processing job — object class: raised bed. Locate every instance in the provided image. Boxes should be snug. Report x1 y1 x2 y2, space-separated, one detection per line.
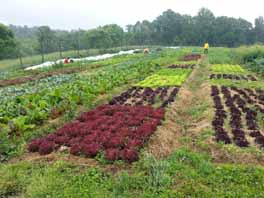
182 54 201 61
109 87 179 108
209 74 257 81
211 86 264 148
28 105 165 163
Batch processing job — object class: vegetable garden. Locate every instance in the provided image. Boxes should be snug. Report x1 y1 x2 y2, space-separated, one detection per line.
3 46 264 197
0 49 194 161
210 64 264 148
26 54 195 162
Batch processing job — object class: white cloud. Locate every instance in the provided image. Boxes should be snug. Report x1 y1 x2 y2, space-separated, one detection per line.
0 0 263 30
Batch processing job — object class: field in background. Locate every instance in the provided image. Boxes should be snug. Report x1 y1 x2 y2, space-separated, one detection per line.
0 46 143 71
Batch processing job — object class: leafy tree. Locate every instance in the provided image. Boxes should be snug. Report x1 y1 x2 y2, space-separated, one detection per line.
193 8 215 45
36 26 55 62
254 17 264 43
0 23 16 60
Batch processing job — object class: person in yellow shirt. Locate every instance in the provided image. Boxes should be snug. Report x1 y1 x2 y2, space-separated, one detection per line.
204 42 209 54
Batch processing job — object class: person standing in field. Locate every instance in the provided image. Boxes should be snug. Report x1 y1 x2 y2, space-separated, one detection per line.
204 42 209 54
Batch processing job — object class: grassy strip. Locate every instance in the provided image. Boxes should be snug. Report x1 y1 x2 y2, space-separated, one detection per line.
1 148 264 197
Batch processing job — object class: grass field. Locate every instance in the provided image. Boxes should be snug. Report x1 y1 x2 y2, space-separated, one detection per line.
1 46 264 197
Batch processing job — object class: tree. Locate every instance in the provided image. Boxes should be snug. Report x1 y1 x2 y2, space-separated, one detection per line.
85 24 123 49
254 17 264 43
152 9 186 45
0 23 16 60
36 26 55 62
193 8 215 45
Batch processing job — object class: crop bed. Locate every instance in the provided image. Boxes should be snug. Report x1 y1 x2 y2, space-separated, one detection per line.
28 105 165 163
109 87 179 108
209 74 257 81
0 67 85 88
183 54 201 61
211 64 245 74
168 64 195 69
136 69 192 88
211 86 264 148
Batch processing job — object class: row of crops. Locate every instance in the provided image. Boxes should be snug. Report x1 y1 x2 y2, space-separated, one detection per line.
26 57 198 163
210 64 264 148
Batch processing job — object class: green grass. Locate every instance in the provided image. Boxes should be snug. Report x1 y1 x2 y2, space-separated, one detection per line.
136 68 192 88
233 45 264 63
1 149 264 197
208 47 235 64
211 64 246 74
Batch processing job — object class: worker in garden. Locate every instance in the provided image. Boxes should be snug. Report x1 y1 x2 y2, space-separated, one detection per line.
204 42 209 54
143 48 149 54
64 57 70 64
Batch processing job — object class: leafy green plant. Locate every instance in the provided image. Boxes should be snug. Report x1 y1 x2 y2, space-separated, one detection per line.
136 69 192 88
246 58 264 75
211 64 246 74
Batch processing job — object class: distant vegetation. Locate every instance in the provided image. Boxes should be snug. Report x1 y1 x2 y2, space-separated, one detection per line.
0 7 264 65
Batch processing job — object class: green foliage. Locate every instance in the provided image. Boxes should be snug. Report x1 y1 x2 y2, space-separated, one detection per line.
246 58 264 75
86 24 124 49
0 23 16 60
208 47 235 64
0 74 77 99
234 45 264 63
211 64 246 74
136 69 192 88
209 45 264 75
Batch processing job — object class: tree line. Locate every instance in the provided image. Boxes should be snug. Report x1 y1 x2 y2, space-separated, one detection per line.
1 8 264 61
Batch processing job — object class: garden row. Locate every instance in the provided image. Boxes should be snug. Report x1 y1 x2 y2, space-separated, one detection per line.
209 74 257 81
0 53 144 86
109 86 179 108
136 68 192 88
211 64 246 74
27 54 198 162
168 64 195 69
211 86 264 148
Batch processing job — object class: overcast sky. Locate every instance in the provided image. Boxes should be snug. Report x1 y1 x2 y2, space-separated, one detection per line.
0 0 263 30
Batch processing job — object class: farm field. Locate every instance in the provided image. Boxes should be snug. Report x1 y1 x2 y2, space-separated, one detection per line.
1 46 264 197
